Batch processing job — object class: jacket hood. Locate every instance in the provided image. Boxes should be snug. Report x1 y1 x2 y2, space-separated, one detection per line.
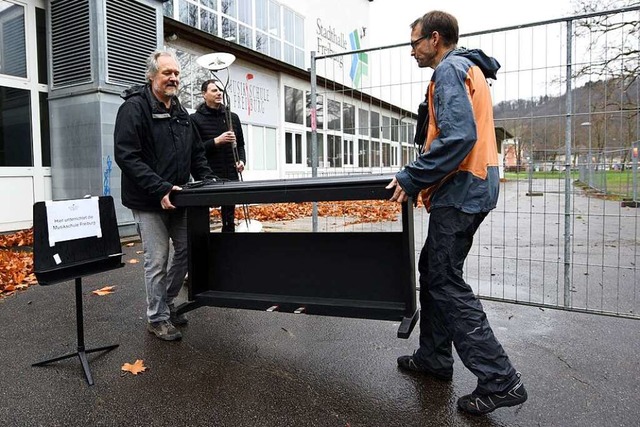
121 84 188 117
451 48 501 80
120 84 147 100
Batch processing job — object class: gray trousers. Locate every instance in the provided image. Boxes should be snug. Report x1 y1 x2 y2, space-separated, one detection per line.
132 209 188 323
415 207 518 394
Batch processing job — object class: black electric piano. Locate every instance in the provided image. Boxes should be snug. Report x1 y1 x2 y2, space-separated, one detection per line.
171 174 418 338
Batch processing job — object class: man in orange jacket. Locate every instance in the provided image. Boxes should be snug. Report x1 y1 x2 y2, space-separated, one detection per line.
386 10 527 415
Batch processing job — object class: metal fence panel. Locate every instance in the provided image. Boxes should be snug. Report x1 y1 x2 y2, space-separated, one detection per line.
309 7 640 318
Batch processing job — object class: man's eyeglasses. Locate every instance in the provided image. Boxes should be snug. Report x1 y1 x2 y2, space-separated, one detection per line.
410 35 429 50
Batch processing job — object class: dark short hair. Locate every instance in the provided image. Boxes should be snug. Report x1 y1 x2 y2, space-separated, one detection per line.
411 11 459 47
200 79 223 93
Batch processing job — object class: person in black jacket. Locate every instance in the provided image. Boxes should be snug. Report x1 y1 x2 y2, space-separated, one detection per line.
114 50 214 341
191 79 246 232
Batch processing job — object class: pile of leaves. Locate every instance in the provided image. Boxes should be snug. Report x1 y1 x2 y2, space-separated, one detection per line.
0 228 37 298
210 200 404 224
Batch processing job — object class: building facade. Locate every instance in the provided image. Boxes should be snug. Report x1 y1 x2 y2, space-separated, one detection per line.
0 0 417 232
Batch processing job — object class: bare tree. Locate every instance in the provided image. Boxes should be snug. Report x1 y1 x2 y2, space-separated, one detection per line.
571 0 640 150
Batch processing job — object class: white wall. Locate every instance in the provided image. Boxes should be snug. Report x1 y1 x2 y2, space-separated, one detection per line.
279 0 371 87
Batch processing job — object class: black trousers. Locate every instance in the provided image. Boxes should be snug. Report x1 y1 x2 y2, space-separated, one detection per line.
414 206 518 394
220 205 235 232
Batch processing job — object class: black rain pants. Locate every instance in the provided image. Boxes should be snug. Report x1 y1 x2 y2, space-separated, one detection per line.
414 206 518 394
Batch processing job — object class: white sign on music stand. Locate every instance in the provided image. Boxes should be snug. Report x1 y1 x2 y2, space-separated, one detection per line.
45 197 102 247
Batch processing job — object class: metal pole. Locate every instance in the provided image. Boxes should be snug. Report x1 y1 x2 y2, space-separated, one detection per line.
588 127 593 188
563 20 574 308
633 141 638 202
310 51 318 232
527 157 534 194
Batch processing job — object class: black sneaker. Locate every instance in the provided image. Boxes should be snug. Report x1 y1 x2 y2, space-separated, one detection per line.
147 320 182 341
397 354 453 381
457 373 528 415
168 303 188 326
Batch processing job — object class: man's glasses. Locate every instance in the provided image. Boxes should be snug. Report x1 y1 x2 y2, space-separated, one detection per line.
410 35 429 50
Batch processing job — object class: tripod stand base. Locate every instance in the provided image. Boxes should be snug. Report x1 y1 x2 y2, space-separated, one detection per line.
33 343 119 386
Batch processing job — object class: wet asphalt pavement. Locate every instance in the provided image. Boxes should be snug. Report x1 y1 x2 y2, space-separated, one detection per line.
1 240 639 427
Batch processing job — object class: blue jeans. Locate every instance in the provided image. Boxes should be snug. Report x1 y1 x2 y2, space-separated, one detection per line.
132 209 188 323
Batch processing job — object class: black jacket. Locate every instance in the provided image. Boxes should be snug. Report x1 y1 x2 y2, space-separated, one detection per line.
190 103 246 181
114 84 213 211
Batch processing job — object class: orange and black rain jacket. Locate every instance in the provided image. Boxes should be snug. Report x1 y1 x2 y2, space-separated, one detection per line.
396 48 500 213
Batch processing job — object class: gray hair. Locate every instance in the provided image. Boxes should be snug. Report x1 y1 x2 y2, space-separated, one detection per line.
145 50 179 81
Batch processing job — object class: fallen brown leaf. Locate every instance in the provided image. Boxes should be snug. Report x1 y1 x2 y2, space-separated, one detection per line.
92 286 115 296
128 259 139 264
0 228 33 248
125 242 135 247
0 231 36 298
121 359 147 375
23 273 38 285
135 250 144 254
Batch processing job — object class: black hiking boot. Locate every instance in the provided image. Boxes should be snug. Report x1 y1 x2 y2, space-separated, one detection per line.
397 354 453 381
457 372 528 415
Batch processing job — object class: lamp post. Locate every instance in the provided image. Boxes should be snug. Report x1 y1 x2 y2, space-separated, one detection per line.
581 121 593 187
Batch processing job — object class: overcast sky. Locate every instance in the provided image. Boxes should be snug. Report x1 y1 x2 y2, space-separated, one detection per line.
369 0 575 46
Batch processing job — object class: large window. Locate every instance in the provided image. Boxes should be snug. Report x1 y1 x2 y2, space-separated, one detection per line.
173 48 211 110
282 7 304 68
382 142 390 167
1 2 48 169
35 7 47 84
0 86 31 166
370 111 380 138
166 0 302 68
39 92 50 167
252 126 277 170
371 140 380 167
256 0 281 57
343 103 355 135
382 115 390 140
179 0 197 27
221 0 238 43
306 131 324 167
284 86 303 124
402 145 412 166
327 99 340 131
0 1 26 78
285 131 302 164
391 118 399 141
343 139 353 166
358 139 369 167
358 108 368 136
200 3 218 36
327 134 342 167
221 0 252 48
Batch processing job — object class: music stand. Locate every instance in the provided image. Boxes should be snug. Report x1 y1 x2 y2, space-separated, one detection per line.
31 196 123 386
